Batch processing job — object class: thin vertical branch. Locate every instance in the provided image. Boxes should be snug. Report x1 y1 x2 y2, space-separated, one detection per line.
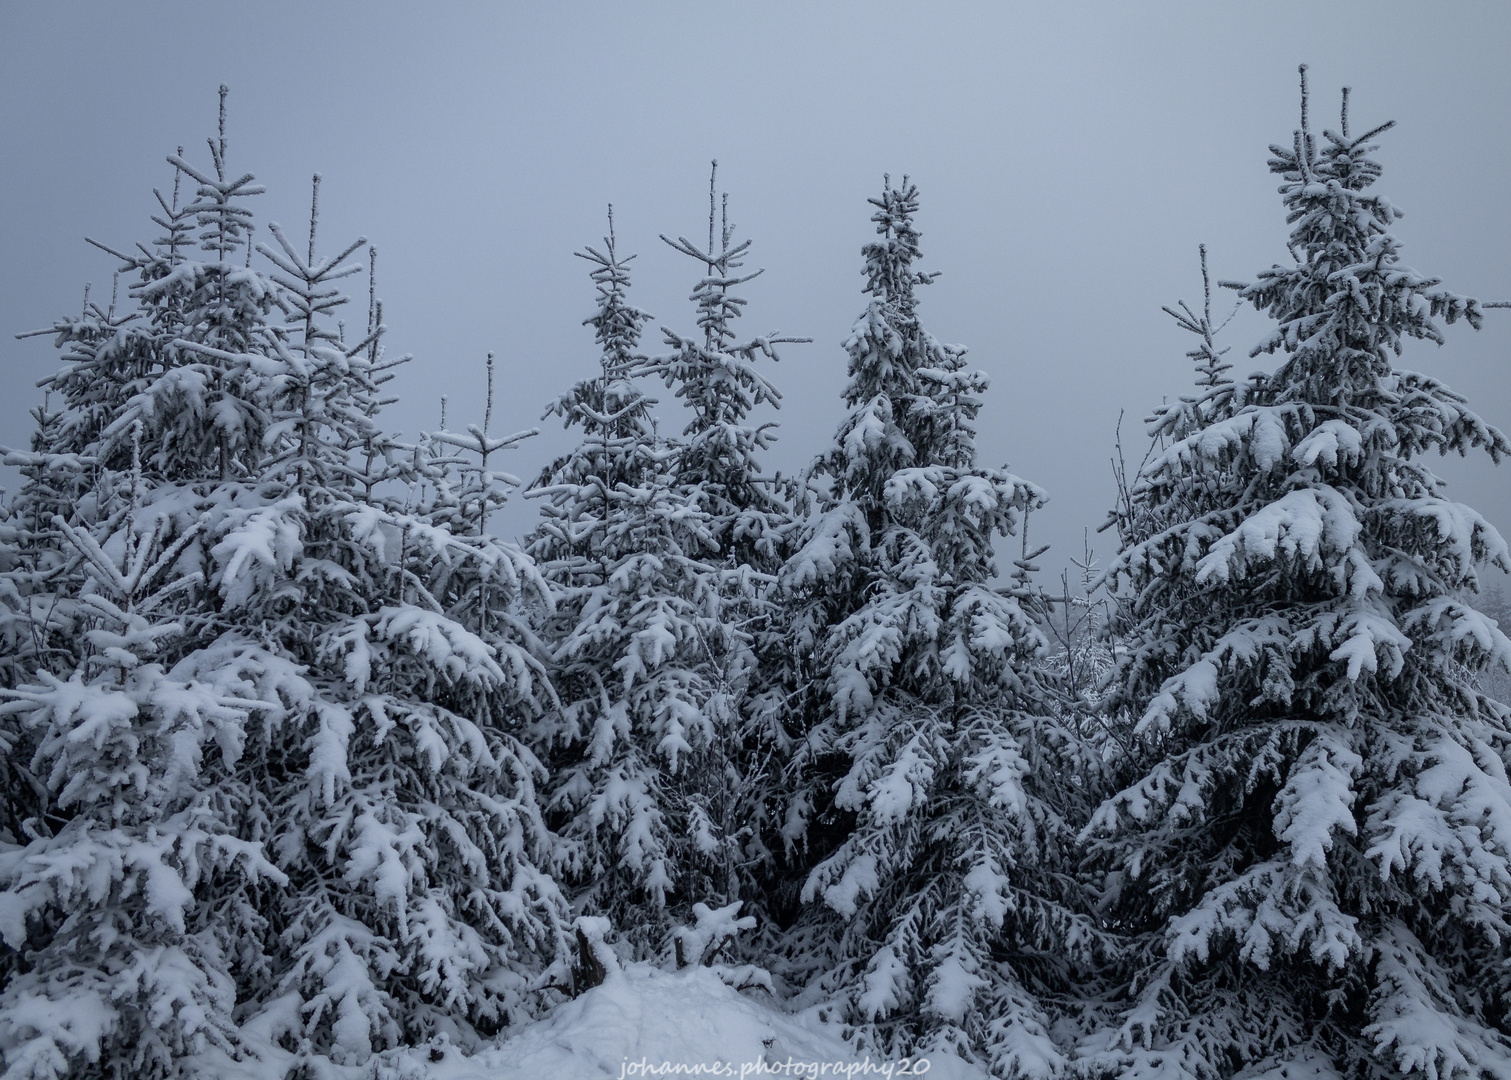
707 160 718 264
484 352 495 438
309 173 322 265
217 84 229 174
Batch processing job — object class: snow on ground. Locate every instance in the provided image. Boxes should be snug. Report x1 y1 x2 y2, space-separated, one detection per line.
197 963 989 1079
474 963 984 1080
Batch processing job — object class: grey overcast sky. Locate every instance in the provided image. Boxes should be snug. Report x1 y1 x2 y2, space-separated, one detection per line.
2 1 1508 587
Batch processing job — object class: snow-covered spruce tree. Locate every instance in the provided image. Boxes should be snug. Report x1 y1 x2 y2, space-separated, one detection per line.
1082 70 1511 1080
0 101 569 1078
1482 584 1511 636
224 173 568 1060
409 350 548 713
0 99 291 1079
648 164 799 569
645 170 810 940
527 212 747 958
776 178 1100 1077
0 151 249 1045
1044 532 1123 739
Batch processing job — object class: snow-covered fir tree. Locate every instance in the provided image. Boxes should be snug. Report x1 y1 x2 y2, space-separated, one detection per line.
643 169 810 947
1084 70 1511 1080
248 175 570 1062
527 212 753 958
0 100 290 1078
1481 584 1511 637
1044 532 1123 736
648 164 799 570
0 97 569 1078
776 178 1100 1077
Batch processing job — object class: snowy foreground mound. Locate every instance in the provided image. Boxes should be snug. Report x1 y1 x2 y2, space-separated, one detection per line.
197 964 988 1080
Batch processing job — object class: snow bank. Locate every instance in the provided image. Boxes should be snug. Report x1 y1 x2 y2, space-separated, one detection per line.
196 963 989 1079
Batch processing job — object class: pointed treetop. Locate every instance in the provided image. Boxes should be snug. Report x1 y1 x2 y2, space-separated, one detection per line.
1298 64 1309 141
577 205 651 381
308 173 321 263
862 175 938 317
1162 245 1236 389
660 162 763 352
214 84 229 180
1229 77 1479 410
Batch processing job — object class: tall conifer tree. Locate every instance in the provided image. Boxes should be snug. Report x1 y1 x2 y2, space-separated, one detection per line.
647 169 809 941
1084 71 1511 1080
0 97 292 1078
648 165 798 569
528 212 747 956
0 97 568 1078
778 179 1097 1077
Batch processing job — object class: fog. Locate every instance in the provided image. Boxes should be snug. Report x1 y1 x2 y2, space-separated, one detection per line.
3 1 1507 586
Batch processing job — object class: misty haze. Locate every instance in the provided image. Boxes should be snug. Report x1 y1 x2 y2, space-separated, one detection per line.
2 5 1509 1079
